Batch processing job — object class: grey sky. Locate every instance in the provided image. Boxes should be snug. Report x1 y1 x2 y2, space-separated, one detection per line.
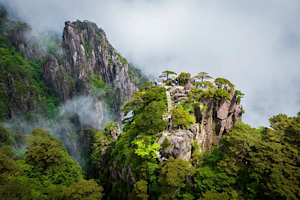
2 0 300 127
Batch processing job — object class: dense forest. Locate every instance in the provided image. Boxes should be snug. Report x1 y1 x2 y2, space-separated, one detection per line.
0 5 299 200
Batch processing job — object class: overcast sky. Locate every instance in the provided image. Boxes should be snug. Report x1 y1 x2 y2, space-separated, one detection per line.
2 0 300 127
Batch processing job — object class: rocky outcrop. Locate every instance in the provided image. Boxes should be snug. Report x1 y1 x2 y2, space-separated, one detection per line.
104 122 120 141
62 20 139 122
110 161 136 185
0 66 43 119
41 55 70 100
194 89 243 153
0 19 48 61
157 123 200 161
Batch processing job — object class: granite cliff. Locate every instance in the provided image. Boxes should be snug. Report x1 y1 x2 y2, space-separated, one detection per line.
0 15 146 159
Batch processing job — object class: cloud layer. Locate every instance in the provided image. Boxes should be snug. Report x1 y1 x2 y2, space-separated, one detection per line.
2 0 300 127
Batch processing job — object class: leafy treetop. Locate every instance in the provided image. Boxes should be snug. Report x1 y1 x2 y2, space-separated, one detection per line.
214 78 234 88
159 70 177 80
194 72 213 83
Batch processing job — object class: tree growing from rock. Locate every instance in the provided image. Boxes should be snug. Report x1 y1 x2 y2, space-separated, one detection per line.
170 107 189 129
214 78 234 88
194 72 213 83
159 70 177 80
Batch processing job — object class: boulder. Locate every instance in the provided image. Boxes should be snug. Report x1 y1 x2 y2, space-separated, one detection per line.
184 82 193 90
159 129 194 161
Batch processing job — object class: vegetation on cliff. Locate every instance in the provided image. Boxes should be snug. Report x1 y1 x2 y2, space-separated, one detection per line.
0 11 299 200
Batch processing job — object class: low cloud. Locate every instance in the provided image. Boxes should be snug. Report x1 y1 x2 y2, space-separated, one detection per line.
2 0 300 127
1 94 112 159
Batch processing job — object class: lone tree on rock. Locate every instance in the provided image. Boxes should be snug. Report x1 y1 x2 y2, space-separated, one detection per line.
214 78 234 88
159 70 177 80
194 72 213 83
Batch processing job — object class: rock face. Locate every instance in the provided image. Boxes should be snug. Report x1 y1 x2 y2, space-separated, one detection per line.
1 18 141 126
41 55 70 100
105 123 120 141
194 89 243 153
157 123 200 161
0 65 42 119
61 20 139 122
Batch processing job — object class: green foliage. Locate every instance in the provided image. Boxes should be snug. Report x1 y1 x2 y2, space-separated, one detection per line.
105 121 118 131
195 166 236 194
158 157 190 199
0 148 33 199
182 193 195 200
134 101 168 135
193 147 236 197
198 191 231 200
63 179 104 200
191 88 203 95
141 82 152 91
171 107 189 129
201 88 215 99
122 87 167 118
214 78 234 88
98 38 104 47
159 70 177 80
162 138 170 149
215 89 230 100
18 128 84 198
132 140 161 161
24 128 65 169
128 180 149 200
218 116 300 200
0 125 14 146
0 35 59 120
108 58 114 66
235 90 244 103
202 105 208 112
177 72 190 85
194 72 213 83
90 75 106 89
206 146 224 164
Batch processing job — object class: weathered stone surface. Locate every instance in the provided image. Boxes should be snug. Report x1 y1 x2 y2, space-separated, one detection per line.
217 99 231 120
184 82 193 90
234 105 243 122
41 55 70 100
110 162 136 185
62 20 139 123
173 93 187 100
194 89 243 153
158 129 194 161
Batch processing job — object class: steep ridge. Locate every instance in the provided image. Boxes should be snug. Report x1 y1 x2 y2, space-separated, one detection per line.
61 20 139 123
0 16 146 159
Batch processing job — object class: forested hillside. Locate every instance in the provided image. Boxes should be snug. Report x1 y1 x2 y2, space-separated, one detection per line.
0 5 299 200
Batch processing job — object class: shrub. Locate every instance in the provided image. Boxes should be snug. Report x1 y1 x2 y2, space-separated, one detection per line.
214 78 234 88
215 89 230 100
202 88 215 99
235 90 245 102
